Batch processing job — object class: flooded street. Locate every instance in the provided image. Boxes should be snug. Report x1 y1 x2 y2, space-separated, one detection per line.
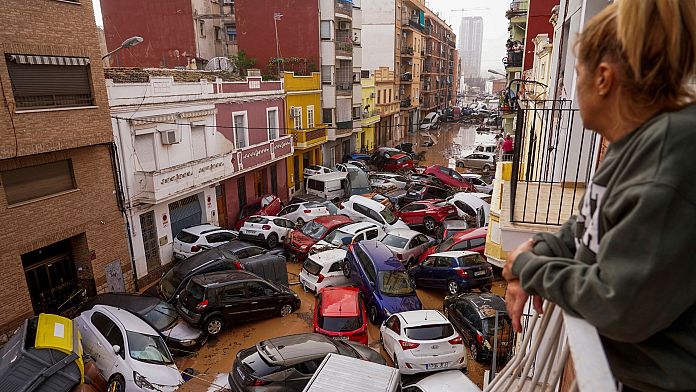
176 122 507 391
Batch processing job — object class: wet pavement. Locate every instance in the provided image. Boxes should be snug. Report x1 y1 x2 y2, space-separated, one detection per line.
176 122 508 391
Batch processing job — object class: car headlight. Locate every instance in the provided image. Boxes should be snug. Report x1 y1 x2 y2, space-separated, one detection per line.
179 339 197 347
133 371 156 390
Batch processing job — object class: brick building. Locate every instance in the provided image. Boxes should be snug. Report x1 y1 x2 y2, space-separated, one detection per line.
0 0 132 338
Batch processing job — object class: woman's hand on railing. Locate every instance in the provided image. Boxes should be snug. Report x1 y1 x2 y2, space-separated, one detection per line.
504 239 543 332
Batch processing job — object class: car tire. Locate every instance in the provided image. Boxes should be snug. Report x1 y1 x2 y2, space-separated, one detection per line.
470 341 482 362
447 280 459 296
106 374 125 392
279 303 294 317
204 317 224 337
266 233 279 249
296 218 305 227
423 217 437 233
342 260 351 277
368 305 379 325
483 165 492 174
456 161 465 168
406 257 415 268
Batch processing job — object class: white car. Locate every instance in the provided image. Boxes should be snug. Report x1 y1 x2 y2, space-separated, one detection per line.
299 249 352 293
447 192 491 227
238 215 296 248
369 173 410 190
346 160 369 172
172 224 237 260
402 370 480 392
339 195 409 232
335 163 363 173
76 305 184 392
310 222 385 254
304 165 334 177
461 174 493 194
380 310 466 375
420 112 440 131
278 202 331 225
381 229 434 267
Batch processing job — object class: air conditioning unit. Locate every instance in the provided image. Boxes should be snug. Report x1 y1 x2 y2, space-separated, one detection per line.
291 107 302 117
338 21 350 30
160 129 182 145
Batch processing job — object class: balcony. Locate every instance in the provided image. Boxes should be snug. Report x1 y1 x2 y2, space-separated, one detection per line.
504 50 523 69
336 82 352 96
400 98 412 108
400 72 413 82
400 45 414 56
361 110 380 126
377 101 400 116
423 26 432 36
336 29 354 57
335 0 353 17
402 17 423 32
291 125 328 149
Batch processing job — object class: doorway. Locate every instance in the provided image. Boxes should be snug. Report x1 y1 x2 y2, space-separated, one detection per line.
293 155 301 191
140 211 161 273
22 239 80 315
216 185 229 228
168 194 203 239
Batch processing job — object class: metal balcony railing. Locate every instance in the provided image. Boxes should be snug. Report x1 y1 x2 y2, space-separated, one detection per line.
509 100 600 225
504 50 523 68
400 98 411 108
335 0 353 16
401 45 414 56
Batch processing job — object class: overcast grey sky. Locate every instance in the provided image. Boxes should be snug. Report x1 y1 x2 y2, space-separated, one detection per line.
92 0 508 75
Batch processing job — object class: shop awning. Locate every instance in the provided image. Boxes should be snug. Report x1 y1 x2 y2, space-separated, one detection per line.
7 54 90 66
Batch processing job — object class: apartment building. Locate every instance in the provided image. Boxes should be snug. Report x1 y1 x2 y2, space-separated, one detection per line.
359 74 380 152
0 0 133 338
374 67 400 147
459 16 484 79
100 0 238 68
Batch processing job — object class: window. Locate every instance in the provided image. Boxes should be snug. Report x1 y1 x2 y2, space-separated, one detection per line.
221 283 246 301
307 106 315 128
469 238 486 247
233 112 248 148
291 106 302 130
320 21 332 40
206 232 235 243
322 108 333 125
377 90 381 104
237 177 247 207
450 240 471 251
6 55 94 110
191 125 207 160
361 70 370 78
365 229 379 240
199 20 206 37
214 26 222 41
354 246 377 283
2 160 76 205
271 164 278 196
352 106 361 120
254 170 264 197
386 316 400 333
225 24 237 43
247 281 272 297
321 65 332 84
267 108 279 140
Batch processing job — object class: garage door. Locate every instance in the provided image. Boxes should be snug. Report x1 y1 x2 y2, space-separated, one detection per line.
168 194 203 238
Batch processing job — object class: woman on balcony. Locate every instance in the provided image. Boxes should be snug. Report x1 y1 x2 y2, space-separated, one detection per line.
503 1 696 391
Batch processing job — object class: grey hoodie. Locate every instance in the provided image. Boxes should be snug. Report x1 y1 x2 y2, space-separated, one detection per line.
512 104 696 391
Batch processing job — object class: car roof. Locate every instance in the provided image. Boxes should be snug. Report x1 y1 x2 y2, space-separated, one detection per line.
306 172 349 181
172 247 228 277
356 241 403 271
430 250 479 258
84 293 162 315
313 214 353 227
191 270 260 287
309 249 348 265
217 240 259 253
397 310 448 327
413 370 478 390
319 287 360 317
340 221 379 234
258 333 338 365
452 226 488 241
181 224 223 236
385 228 422 239
92 304 159 335
454 293 507 317
348 195 386 211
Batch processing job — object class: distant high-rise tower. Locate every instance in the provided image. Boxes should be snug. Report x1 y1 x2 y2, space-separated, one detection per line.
458 16 483 78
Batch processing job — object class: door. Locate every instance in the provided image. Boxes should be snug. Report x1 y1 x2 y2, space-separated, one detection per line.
382 315 401 358
245 281 278 320
86 311 124 376
219 282 250 320
285 358 325 391
416 256 436 287
216 185 229 228
168 195 203 239
140 211 161 273
432 256 455 288
270 164 278 196
22 240 80 315
293 156 301 191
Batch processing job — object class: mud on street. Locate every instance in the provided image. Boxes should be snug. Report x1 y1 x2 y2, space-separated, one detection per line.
176 123 507 391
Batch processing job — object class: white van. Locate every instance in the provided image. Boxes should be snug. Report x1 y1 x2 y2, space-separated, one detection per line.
420 112 440 131
303 353 400 392
306 172 349 201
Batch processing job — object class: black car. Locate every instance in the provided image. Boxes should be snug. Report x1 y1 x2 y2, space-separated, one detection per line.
177 270 301 336
442 293 514 363
229 333 386 391
402 183 453 205
81 293 206 354
159 240 287 303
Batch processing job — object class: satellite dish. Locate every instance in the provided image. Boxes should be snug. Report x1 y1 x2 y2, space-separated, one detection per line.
205 57 237 72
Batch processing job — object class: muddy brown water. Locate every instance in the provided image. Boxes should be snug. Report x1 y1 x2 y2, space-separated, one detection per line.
176 123 506 391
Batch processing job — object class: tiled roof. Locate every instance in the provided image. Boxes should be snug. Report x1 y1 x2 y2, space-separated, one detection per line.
104 67 244 83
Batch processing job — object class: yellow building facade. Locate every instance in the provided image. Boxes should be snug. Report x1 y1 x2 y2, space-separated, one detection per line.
359 75 380 152
283 72 328 194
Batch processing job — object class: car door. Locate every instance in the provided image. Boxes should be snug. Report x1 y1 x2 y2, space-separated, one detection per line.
285 358 325 391
272 218 295 240
400 203 425 225
404 236 421 262
431 256 454 288
381 315 402 357
245 281 278 320
218 282 250 321
414 256 435 287
84 311 125 377
279 204 300 222
412 234 430 258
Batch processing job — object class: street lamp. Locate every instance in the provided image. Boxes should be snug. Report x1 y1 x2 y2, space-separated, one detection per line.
102 36 144 60
488 69 506 77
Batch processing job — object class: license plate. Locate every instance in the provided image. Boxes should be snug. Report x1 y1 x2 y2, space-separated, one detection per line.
425 362 447 370
333 336 348 341
474 270 486 276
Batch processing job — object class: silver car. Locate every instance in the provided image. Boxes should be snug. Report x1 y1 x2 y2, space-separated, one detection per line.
456 152 496 173
382 229 435 267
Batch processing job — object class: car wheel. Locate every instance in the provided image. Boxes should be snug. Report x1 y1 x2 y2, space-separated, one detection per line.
456 161 465 168
342 260 351 277
106 374 125 392
470 341 481 362
406 257 415 268
368 305 379 325
447 280 459 296
296 218 305 227
279 303 294 317
483 165 492 174
423 217 437 232
204 317 224 337
266 233 279 249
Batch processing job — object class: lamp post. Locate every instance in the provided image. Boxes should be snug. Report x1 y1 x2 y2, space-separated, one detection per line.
102 36 144 60
487 69 506 77
273 13 283 78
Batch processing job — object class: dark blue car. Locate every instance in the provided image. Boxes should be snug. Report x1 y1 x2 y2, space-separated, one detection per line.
342 240 422 324
409 251 493 295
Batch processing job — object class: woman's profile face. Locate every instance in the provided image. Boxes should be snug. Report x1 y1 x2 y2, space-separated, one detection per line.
575 61 602 132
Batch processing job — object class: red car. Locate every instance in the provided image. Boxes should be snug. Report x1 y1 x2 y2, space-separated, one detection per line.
418 226 488 263
396 199 458 232
234 195 283 230
313 287 368 345
422 165 476 192
383 153 415 173
284 215 352 261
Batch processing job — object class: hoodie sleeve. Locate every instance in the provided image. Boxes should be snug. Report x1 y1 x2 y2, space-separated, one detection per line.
529 216 577 258
511 182 696 342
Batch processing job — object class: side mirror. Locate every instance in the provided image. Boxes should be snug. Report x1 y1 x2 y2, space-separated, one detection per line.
112 345 121 355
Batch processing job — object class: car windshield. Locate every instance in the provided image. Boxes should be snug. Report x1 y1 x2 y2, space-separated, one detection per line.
319 316 362 332
380 208 398 225
302 258 323 276
323 229 352 246
378 271 415 296
382 234 409 249
127 331 174 365
301 221 329 240
306 165 321 171
404 324 454 341
437 237 456 252
457 254 486 266
159 269 182 300
142 302 179 331
176 231 198 244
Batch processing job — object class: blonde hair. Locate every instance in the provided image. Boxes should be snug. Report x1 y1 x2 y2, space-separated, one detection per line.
577 0 696 116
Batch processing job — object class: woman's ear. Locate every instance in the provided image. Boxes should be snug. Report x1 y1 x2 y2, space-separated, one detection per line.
596 62 615 96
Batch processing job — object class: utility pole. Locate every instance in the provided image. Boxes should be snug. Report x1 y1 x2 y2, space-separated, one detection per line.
274 12 283 78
